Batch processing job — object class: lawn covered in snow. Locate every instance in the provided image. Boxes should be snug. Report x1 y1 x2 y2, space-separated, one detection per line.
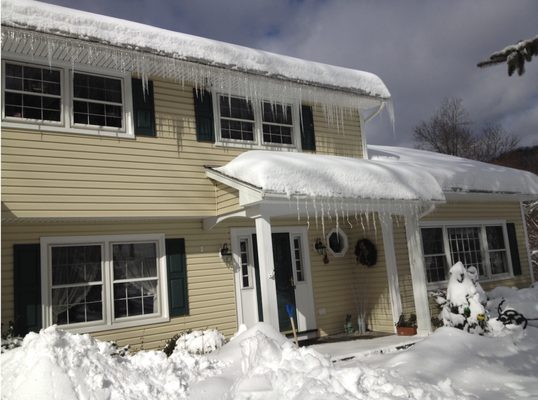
2 285 537 399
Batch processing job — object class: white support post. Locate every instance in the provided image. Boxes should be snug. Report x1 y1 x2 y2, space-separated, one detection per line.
404 215 432 335
380 214 403 329
254 214 279 330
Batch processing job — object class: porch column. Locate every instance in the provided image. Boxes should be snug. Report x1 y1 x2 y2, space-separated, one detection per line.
380 214 403 329
254 214 279 330
404 215 432 335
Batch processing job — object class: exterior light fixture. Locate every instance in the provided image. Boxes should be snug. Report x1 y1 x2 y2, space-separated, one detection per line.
314 238 326 256
220 243 232 262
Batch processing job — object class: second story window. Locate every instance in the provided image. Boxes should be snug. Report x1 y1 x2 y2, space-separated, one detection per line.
216 94 297 148
262 102 293 145
2 60 132 137
4 63 62 123
73 73 123 128
219 96 255 141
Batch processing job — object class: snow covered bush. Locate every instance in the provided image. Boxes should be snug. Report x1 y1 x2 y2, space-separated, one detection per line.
163 329 225 356
1 321 23 353
433 262 489 334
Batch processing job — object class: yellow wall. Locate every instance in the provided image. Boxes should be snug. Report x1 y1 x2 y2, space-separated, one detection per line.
1 78 363 221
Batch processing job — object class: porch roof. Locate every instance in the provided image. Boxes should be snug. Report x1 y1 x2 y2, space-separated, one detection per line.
368 145 538 198
209 150 445 204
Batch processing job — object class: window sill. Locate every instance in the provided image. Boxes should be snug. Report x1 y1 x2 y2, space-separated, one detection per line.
426 273 514 291
2 120 136 140
215 140 298 152
54 315 170 335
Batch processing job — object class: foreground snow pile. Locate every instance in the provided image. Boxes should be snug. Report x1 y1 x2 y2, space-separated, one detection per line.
1 326 222 400
3 311 538 399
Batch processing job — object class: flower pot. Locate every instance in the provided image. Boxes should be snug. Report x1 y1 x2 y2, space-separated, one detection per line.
396 326 417 336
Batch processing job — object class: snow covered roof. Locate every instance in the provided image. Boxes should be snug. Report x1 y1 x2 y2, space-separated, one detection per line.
1 0 390 103
213 150 445 203
369 145 538 197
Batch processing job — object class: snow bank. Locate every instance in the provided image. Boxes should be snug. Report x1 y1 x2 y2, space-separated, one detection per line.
1 0 390 100
1 326 222 400
215 150 445 201
369 145 538 196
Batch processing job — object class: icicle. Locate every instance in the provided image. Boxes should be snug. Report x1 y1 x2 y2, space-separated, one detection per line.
359 212 365 232
321 202 326 243
305 199 310 230
296 197 301 221
313 198 319 230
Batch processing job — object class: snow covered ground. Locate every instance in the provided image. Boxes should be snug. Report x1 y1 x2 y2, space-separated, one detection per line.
2 285 537 399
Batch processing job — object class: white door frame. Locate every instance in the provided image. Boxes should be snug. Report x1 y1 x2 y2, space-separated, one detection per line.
230 226 316 333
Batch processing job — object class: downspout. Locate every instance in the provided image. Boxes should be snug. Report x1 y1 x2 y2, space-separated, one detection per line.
361 100 386 160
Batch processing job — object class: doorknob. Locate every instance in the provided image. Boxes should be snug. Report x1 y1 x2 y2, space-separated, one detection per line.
290 276 296 289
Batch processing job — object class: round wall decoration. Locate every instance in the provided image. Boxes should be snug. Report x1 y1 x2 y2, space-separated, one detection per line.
355 238 377 267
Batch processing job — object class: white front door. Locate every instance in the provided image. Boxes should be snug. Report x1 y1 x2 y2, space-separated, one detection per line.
231 227 316 333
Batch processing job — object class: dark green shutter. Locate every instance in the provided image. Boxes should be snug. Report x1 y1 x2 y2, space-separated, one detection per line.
166 238 189 316
14 244 42 335
506 223 522 275
193 89 215 142
300 105 316 151
132 78 156 137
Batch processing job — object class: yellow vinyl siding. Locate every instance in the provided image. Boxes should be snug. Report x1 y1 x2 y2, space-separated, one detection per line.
306 215 394 336
2 79 363 221
312 105 363 157
215 183 241 215
1 219 238 350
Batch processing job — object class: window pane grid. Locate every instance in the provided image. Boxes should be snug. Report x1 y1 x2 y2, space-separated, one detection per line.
448 227 484 276
72 72 123 128
51 245 103 325
239 239 250 288
262 102 293 144
4 62 61 122
292 237 304 282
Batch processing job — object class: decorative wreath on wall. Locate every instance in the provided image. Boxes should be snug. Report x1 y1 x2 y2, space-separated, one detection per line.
354 238 377 267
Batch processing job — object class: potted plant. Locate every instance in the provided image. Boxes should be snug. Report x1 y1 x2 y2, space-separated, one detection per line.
396 314 417 336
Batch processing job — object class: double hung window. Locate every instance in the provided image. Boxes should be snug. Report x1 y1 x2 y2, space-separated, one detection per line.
42 234 167 331
216 94 297 147
421 223 511 284
3 60 130 136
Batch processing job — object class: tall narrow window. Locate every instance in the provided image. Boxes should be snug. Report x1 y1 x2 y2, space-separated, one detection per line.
486 226 508 275
239 238 251 288
421 228 448 283
73 72 123 128
112 242 158 318
219 96 254 141
262 102 293 144
292 236 305 282
51 245 103 325
4 63 61 122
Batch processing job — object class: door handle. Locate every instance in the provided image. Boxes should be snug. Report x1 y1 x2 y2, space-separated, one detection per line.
290 276 296 289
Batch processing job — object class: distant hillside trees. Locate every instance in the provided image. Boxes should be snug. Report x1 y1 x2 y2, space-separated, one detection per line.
413 97 520 162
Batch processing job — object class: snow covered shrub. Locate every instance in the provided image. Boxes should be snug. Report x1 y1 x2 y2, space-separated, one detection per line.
435 262 489 334
1 321 23 353
163 329 225 356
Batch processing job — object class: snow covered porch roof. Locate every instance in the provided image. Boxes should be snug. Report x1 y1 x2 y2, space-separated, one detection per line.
204 151 445 228
368 145 538 200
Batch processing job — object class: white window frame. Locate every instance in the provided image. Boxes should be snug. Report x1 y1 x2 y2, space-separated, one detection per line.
2 57 134 139
238 236 254 289
420 220 513 288
213 91 301 150
40 233 169 333
326 227 349 257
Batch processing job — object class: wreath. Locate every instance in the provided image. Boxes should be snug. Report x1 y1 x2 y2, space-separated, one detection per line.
354 238 377 267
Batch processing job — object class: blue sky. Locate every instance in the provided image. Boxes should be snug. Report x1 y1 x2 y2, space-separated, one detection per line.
41 0 538 148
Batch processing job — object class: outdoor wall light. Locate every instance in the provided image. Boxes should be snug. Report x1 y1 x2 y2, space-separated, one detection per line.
220 243 233 262
314 238 326 256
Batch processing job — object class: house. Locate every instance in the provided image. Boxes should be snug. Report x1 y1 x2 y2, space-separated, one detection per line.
2 0 537 349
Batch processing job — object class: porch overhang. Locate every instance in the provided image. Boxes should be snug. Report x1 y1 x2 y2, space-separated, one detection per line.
204 151 446 229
